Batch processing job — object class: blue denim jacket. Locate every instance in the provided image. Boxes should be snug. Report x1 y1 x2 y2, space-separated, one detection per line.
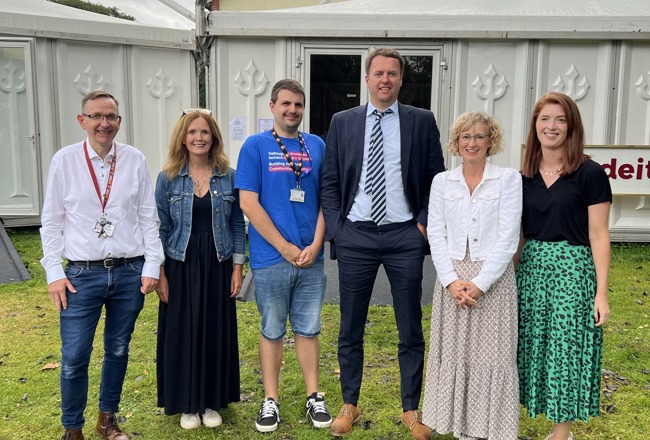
155 165 247 265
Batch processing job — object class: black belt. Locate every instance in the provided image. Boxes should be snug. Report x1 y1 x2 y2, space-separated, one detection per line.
67 256 145 269
345 218 415 231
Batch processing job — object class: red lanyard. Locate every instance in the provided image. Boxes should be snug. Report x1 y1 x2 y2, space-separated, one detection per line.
83 141 116 214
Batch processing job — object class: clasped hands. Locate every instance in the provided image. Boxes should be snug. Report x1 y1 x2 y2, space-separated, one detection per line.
279 242 319 268
447 279 484 309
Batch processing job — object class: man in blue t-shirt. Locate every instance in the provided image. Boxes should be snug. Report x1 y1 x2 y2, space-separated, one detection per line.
235 79 332 433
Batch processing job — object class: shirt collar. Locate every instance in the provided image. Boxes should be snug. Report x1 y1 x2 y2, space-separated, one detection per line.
85 138 115 160
367 101 399 117
448 160 500 181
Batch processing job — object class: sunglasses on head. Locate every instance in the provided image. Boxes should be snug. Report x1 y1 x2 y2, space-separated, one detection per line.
183 108 212 115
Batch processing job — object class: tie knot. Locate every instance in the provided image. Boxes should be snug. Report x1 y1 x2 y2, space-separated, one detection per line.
373 108 393 120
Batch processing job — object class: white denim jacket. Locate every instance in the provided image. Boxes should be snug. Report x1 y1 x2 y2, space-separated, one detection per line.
427 162 522 293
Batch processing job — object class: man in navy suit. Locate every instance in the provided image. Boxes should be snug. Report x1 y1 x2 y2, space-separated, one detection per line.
322 47 445 440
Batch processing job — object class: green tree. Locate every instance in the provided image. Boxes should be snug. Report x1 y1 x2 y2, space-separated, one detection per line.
47 0 135 21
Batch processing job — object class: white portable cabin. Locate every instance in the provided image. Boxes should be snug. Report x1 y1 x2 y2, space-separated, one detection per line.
206 0 650 241
0 0 196 226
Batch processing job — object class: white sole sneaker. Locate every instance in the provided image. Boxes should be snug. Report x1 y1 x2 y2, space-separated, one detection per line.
255 398 280 432
180 413 201 429
255 420 279 432
309 417 333 429
202 409 222 428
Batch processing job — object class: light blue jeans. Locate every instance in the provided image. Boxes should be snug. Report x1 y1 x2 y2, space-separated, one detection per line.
252 260 326 341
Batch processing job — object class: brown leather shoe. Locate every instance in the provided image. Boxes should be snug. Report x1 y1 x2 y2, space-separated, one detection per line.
401 410 432 440
95 411 129 440
61 429 84 440
330 403 361 437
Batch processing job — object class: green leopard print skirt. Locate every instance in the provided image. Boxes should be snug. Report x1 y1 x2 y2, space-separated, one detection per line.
516 239 603 423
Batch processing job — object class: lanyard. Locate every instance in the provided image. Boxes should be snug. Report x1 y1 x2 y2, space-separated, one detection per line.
272 129 311 188
83 141 116 214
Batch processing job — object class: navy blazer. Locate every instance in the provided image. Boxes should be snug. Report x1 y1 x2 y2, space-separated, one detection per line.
321 102 445 242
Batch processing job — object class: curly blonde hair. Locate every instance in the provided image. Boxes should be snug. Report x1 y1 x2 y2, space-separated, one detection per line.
448 111 504 157
162 112 229 180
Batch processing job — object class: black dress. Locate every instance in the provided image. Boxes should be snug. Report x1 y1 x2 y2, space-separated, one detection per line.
157 192 240 415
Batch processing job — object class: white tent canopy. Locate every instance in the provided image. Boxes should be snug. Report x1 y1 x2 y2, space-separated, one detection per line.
205 0 650 242
0 0 196 225
209 0 650 38
0 0 193 49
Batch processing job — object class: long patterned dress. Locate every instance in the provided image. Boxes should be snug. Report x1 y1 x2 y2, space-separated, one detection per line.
423 248 520 440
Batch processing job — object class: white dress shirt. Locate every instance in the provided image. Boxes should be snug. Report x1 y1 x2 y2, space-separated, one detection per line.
348 101 412 224
427 162 522 293
40 139 164 284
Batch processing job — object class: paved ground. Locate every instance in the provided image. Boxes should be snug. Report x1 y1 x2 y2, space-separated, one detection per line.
240 242 436 306
0 224 31 285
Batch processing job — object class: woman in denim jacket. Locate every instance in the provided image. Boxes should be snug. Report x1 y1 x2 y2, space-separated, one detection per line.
155 110 247 430
422 112 522 440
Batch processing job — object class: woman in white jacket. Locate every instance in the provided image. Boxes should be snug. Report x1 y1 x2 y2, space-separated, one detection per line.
422 112 522 440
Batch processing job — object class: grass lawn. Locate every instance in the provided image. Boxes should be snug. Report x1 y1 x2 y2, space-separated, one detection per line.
0 227 648 439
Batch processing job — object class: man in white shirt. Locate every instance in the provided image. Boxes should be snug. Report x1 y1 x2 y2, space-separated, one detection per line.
40 91 164 440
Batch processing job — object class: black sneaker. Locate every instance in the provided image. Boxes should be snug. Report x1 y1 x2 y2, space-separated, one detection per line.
305 392 332 428
255 397 280 432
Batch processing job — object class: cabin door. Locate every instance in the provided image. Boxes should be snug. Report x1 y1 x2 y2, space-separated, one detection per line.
0 39 40 221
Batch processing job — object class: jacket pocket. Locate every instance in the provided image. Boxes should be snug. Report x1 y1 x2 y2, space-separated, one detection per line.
477 190 499 201
477 190 500 210
221 194 235 217
443 190 464 201
168 194 183 221
477 190 500 232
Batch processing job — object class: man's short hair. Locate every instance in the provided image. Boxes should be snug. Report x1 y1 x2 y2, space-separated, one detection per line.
81 91 119 111
365 47 404 76
270 79 305 104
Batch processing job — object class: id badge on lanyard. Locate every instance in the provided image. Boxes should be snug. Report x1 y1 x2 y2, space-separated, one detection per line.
84 141 117 238
272 129 311 203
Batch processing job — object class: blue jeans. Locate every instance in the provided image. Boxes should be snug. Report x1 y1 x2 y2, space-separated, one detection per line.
59 261 145 429
252 261 326 341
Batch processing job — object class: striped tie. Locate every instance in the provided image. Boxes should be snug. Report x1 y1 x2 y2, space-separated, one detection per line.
366 108 392 224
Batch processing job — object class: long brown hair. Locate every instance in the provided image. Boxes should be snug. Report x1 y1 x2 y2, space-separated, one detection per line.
162 112 229 180
521 92 589 178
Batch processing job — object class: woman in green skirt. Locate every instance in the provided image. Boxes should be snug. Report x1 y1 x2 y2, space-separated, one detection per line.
516 92 612 440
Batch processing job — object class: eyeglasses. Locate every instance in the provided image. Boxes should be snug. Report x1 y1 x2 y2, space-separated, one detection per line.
82 113 121 122
183 108 212 115
459 134 489 143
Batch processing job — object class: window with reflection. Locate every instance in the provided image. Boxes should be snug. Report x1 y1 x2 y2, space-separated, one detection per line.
309 54 362 141
399 56 433 110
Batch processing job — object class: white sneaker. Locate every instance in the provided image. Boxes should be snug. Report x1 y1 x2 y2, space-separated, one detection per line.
180 413 201 429
202 408 223 428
